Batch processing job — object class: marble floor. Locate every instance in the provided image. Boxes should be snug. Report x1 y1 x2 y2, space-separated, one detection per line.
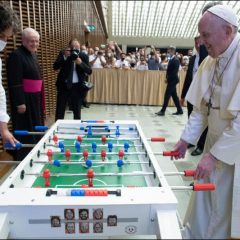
66 103 203 225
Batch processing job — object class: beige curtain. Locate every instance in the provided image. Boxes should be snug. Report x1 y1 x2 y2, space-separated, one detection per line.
87 69 186 106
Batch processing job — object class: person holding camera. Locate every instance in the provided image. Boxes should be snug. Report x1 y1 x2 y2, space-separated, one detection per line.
53 38 92 120
136 55 148 71
115 52 130 69
89 47 106 68
107 41 122 60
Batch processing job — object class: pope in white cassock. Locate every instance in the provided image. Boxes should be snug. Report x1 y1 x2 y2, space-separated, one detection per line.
173 4 240 239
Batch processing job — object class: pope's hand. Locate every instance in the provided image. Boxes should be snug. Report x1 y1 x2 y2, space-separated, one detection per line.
172 139 188 160
194 153 217 180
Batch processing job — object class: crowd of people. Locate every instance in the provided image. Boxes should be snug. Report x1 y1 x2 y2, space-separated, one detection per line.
79 41 191 71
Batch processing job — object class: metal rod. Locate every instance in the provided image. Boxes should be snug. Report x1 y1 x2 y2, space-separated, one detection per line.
33 160 149 165
171 186 193 190
47 143 143 148
54 134 140 140
164 172 185 176
0 161 21 164
25 171 154 177
41 151 147 155
54 131 138 136
57 126 136 131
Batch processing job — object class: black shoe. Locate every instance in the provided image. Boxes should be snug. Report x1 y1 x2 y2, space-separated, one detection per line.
83 104 90 108
155 111 162 115
156 111 165 116
172 111 183 115
191 147 203 156
187 144 194 149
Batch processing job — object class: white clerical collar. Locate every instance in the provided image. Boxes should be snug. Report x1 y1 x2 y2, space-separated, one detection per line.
218 33 240 61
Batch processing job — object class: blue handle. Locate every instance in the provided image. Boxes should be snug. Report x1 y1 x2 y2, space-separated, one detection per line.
4 142 22 149
14 130 28 135
34 126 48 131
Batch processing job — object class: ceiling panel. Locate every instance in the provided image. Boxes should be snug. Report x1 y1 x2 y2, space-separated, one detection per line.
110 0 240 40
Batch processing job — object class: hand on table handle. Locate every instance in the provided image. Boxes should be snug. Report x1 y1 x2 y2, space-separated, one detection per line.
194 153 217 180
4 142 22 150
172 139 188 160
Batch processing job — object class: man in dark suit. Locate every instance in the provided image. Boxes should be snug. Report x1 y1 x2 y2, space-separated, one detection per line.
53 39 92 120
180 36 208 156
156 46 183 116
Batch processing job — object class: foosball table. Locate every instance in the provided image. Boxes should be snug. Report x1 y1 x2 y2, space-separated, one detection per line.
0 120 214 239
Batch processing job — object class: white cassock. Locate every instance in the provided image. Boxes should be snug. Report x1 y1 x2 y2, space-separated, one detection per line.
180 33 240 239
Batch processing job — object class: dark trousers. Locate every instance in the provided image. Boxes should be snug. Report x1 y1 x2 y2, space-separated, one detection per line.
55 83 83 120
82 88 89 106
161 83 182 112
10 93 43 161
187 101 207 150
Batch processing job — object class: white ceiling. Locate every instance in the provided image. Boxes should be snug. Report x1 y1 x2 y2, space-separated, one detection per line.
103 1 240 48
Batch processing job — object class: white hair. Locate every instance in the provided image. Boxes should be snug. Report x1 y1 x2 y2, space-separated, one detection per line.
22 27 40 39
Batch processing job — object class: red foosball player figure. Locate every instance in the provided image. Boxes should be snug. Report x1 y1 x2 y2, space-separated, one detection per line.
87 169 94 187
77 135 82 143
83 150 88 161
53 134 58 145
65 149 71 162
101 149 106 161
47 149 53 163
101 135 107 145
43 169 51 187
118 150 124 159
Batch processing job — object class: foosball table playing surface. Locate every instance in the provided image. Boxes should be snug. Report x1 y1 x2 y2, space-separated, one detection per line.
0 120 184 239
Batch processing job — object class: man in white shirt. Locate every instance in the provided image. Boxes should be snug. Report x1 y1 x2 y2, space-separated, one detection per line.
136 55 148 71
0 3 19 146
89 47 106 68
115 52 130 69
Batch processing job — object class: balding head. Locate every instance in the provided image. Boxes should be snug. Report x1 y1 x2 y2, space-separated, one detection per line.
198 10 237 58
22 27 40 53
22 27 40 39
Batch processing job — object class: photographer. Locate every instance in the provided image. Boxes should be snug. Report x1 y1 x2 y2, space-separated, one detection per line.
53 38 92 120
89 47 106 68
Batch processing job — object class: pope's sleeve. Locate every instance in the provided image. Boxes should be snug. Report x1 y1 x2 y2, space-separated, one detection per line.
210 112 240 165
181 104 208 145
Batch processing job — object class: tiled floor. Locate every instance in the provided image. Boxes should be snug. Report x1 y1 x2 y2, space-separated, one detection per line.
69 103 203 224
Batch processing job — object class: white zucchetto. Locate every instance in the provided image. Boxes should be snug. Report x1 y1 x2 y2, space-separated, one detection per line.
207 4 238 27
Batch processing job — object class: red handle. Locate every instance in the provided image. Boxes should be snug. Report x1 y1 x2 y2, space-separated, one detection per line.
192 183 216 191
151 137 165 142
85 189 108 196
163 151 179 156
184 170 196 177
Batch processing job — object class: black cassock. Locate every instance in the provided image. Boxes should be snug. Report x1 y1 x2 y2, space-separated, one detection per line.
7 45 45 161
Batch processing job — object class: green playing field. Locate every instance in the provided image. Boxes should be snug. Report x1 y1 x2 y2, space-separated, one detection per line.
32 137 148 188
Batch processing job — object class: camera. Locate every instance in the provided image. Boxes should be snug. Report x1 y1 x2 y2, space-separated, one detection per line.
70 49 80 60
